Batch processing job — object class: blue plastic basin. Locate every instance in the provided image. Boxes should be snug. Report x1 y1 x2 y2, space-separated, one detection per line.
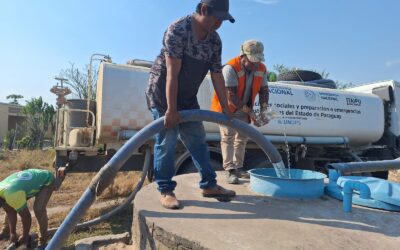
249 168 327 199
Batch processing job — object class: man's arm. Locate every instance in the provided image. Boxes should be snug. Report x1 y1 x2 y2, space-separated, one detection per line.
259 85 269 110
226 86 243 110
258 81 270 126
259 72 270 110
164 56 182 129
211 72 232 117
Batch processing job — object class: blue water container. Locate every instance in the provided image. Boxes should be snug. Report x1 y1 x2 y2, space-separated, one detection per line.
249 168 327 199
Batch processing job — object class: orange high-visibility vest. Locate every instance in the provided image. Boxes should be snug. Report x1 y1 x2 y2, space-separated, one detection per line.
210 56 267 113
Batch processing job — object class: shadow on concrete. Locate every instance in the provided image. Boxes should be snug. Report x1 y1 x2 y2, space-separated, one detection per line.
140 194 400 237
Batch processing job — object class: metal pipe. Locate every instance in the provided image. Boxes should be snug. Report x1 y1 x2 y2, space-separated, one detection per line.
46 110 282 249
54 109 60 148
303 136 348 145
328 158 400 175
343 181 371 212
118 129 349 145
348 151 363 162
87 53 111 126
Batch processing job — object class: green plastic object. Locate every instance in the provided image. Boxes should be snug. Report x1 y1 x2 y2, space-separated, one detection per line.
268 72 277 82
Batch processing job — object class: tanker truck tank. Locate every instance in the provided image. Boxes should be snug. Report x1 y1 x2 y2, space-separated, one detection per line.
53 61 392 175
96 62 384 147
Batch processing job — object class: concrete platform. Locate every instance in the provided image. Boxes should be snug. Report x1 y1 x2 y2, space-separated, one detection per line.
132 173 400 250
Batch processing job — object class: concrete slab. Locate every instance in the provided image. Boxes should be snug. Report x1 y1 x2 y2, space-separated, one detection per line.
133 173 400 250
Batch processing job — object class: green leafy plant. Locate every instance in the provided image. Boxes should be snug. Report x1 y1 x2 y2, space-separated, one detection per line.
21 97 56 149
6 94 24 104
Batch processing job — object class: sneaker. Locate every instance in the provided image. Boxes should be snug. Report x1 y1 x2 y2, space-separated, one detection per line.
202 185 236 198
237 168 250 179
227 170 239 184
160 192 181 209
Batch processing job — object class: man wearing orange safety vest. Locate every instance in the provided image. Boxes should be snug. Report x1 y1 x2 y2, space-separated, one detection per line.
211 40 269 184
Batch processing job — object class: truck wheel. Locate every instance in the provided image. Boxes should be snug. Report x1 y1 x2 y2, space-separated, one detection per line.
277 70 322 82
176 158 223 175
371 171 389 180
244 150 272 170
54 153 69 169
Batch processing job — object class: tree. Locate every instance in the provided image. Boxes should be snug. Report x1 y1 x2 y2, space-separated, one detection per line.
59 62 98 100
335 82 355 89
6 94 24 104
2 129 15 150
21 97 56 149
273 64 296 74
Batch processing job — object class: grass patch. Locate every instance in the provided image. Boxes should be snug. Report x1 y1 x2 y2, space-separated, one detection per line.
44 204 133 249
0 150 54 179
0 150 147 206
0 150 144 249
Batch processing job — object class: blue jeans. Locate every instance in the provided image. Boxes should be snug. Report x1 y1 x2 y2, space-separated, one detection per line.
150 107 217 193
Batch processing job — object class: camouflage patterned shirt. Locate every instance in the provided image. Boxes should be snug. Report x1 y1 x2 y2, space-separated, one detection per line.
146 14 223 112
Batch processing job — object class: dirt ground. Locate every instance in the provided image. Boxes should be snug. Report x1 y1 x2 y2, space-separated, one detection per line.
0 150 141 249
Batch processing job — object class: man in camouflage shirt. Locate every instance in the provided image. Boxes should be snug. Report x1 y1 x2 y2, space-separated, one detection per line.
145 0 236 209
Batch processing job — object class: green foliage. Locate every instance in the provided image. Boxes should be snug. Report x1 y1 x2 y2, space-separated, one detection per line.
59 62 98 100
2 129 15 150
21 97 56 149
273 64 296 74
267 72 277 82
6 94 24 105
16 136 32 149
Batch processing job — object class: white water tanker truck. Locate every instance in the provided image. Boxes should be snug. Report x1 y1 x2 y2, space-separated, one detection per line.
52 60 400 180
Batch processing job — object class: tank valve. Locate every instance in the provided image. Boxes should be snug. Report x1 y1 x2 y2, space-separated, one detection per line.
51 77 71 108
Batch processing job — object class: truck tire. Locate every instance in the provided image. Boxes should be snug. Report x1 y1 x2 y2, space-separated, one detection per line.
307 79 337 89
243 149 272 170
176 158 223 175
371 171 389 180
277 70 322 82
281 79 337 89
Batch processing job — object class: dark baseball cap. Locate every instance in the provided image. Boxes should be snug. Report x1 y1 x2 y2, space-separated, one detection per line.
200 0 235 23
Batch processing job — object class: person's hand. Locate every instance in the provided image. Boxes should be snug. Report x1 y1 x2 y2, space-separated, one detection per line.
241 105 251 114
222 107 233 120
17 234 29 247
164 109 180 129
249 110 261 127
259 108 270 125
